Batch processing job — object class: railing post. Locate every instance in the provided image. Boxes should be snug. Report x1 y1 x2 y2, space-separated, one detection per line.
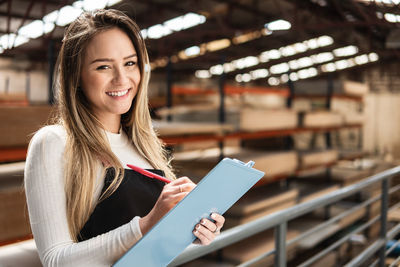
378 178 389 267
275 222 287 267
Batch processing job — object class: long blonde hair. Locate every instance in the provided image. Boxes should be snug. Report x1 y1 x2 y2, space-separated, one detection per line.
53 9 175 241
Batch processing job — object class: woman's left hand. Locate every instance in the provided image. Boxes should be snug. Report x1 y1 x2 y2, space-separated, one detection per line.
193 213 225 245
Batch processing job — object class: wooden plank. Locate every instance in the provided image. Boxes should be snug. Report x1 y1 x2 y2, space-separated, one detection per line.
0 105 53 147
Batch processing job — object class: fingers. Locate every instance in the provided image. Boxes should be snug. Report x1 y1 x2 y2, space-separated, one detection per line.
167 176 196 195
193 223 215 245
211 213 225 232
193 213 226 246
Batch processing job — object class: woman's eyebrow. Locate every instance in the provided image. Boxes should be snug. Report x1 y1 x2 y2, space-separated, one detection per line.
90 54 137 65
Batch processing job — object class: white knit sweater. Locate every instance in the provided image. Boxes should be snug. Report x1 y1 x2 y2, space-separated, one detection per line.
24 125 153 267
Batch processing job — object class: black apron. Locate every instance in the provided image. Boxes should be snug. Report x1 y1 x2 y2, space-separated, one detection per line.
78 168 165 241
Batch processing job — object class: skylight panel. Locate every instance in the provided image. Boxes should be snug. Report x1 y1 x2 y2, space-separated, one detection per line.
106 0 123 6
265 19 291 31
181 13 206 29
184 46 200 57
333 45 358 57
147 24 172 39
195 70 211 79
81 0 108 11
56 5 83 26
270 63 289 74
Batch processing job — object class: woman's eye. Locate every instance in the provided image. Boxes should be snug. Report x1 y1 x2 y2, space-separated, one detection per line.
96 65 110 70
126 61 137 67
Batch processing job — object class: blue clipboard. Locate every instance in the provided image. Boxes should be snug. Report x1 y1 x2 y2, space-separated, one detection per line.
113 157 265 267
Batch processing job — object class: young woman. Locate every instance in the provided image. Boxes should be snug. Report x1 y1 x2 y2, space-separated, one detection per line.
24 9 224 266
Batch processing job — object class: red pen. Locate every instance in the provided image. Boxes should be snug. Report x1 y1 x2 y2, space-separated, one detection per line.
127 164 171 183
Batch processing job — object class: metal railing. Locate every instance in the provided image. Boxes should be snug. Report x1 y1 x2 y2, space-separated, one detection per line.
169 165 400 267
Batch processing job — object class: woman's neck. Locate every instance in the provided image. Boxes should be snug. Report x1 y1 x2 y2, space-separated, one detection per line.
99 114 121 134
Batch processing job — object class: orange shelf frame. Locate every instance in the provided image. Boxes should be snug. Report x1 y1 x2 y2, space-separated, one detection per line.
0 147 28 162
160 124 363 145
171 85 289 96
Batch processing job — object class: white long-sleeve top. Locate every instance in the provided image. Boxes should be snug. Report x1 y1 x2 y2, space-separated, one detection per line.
24 125 153 267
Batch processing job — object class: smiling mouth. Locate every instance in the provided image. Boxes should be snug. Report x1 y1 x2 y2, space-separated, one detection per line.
106 89 130 97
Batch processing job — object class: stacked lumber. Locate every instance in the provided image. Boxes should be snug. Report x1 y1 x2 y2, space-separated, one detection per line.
293 80 369 97
0 162 30 243
241 93 287 109
298 149 338 169
239 108 298 131
290 218 341 250
224 184 298 228
153 120 234 136
172 148 298 183
222 228 299 266
0 105 52 147
290 181 340 204
301 111 343 128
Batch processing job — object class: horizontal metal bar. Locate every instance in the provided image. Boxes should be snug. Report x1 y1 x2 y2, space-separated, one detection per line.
389 254 400 267
299 215 380 267
344 215 400 267
169 166 400 266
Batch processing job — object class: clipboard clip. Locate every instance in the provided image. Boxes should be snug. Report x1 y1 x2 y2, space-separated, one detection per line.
232 158 255 168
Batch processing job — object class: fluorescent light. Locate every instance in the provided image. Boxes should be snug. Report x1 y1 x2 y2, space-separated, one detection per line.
270 62 289 74
18 20 44 39
223 63 235 73
297 57 313 68
184 46 200 57
233 56 259 69
82 0 107 11
312 52 334 63
335 59 349 70
13 35 29 47
250 69 269 79
267 49 281 59
369 52 379 62
321 63 336 72
384 13 398 23
206 39 230 52
147 24 172 39
265 19 291 31
43 10 58 24
235 74 243 83
107 0 123 6
242 73 251 82
317 35 334 47
0 34 13 49
333 45 358 57
195 70 211 79
145 13 206 39
209 64 223 75
288 60 299 69
305 38 319 49
268 77 280 86
289 72 299 81
294 42 308 53
355 54 369 65
57 5 83 26
280 74 289 83
297 68 317 79
280 45 296 57
181 13 206 29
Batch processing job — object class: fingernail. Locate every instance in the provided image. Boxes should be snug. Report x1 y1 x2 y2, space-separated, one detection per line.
196 224 200 229
201 219 206 225
211 213 217 219
193 230 198 235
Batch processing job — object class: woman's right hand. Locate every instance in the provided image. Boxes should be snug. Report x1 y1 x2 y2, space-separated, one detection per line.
139 177 196 235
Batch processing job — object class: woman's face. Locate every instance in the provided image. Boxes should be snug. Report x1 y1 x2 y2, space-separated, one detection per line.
80 27 141 127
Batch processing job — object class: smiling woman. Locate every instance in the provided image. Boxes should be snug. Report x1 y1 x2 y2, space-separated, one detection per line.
23 9 224 267
80 28 141 133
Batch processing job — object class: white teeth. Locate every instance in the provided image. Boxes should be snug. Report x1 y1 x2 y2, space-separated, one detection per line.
107 89 129 97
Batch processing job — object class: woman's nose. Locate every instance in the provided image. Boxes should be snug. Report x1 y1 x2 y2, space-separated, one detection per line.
113 67 129 85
